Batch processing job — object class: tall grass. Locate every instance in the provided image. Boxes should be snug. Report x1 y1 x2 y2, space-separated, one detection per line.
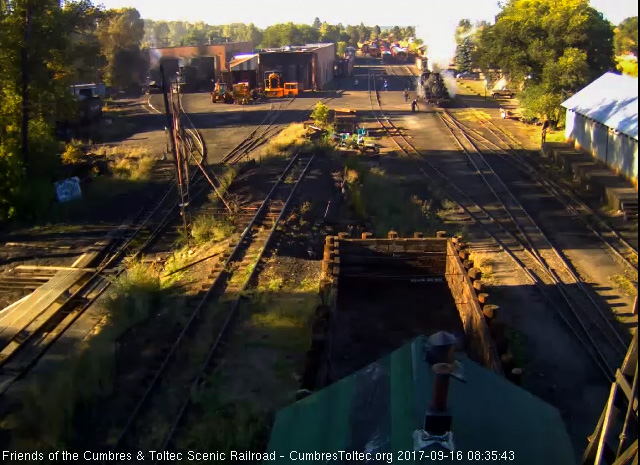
7 262 167 452
191 214 236 245
342 156 444 236
92 145 155 181
262 123 310 158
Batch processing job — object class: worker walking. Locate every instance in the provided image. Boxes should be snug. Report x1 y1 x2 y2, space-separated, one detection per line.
403 89 409 102
541 119 550 145
411 99 418 113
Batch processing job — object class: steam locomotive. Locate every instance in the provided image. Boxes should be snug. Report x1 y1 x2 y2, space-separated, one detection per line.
418 71 451 107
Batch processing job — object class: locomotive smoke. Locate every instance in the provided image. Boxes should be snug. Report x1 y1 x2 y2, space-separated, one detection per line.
415 76 426 100
441 70 457 98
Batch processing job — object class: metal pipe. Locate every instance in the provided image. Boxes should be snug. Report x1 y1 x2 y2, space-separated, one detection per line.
616 366 638 458
431 363 452 412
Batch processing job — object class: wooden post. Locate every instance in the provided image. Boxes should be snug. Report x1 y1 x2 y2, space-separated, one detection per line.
468 267 481 280
482 304 498 320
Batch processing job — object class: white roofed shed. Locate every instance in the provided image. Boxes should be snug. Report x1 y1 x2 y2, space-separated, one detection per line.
562 72 638 185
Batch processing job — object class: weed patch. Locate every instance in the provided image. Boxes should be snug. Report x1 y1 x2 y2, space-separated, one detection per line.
92 145 155 181
611 273 638 296
342 156 445 236
191 215 236 245
7 262 170 451
262 124 311 158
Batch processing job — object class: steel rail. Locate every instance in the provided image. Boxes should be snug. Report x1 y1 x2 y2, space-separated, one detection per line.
437 111 627 365
112 150 312 451
158 153 316 454
449 107 639 269
366 62 620 381
0 94 215 394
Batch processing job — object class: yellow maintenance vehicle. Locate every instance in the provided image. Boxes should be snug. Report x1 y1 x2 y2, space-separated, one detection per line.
211 81 233 103
232 82 252 104
264 71 299 98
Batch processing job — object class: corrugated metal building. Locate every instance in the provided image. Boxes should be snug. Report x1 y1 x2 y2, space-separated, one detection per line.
258 43 336 90
563 72 638 186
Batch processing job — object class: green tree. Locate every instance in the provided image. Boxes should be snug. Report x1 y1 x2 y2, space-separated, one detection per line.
455 37 473 72
169 21 188 45
373 25 381 38
475 0 615 122
358 23 371 42
337 41 348 57
97 7 145 89
183 27 208 45
0 0 90 221
615 16 638 56
153 21 170 46
455 19 473 45
312 17 321 29
346 25 360 45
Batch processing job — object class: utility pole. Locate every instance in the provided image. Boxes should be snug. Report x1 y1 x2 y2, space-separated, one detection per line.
160 64 189 238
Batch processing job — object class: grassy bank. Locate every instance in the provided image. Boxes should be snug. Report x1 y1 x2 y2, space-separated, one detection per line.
341 155 456 237
6 262 171 452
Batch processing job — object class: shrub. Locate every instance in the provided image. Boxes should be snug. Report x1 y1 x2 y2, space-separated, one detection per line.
61 142 85 165
191 215 236 245
262 123 309 158
310 102 330 127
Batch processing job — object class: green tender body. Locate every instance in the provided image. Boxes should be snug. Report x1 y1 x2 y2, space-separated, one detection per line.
266 336 575 465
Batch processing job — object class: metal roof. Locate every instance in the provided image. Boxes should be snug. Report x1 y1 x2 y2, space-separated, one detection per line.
267 336 575 464
229 54 258 71
562 72 638 140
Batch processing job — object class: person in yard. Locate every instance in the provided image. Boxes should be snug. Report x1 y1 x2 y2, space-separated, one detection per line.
541 119 550 144
404 88 409 101
411 99 418 112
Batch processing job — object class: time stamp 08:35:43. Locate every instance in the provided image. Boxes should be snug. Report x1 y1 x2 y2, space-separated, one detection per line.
396 450 516 461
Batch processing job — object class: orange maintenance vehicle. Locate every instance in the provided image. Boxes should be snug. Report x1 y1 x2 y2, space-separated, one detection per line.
264 71 299 98
211 81 233 103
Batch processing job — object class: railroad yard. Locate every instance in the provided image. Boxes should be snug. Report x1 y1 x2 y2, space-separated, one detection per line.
0 54 637 463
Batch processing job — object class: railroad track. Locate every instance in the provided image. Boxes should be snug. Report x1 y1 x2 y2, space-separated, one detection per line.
220 98 296 164
444 106 638 272
221 93 341 165
111 150 315 454
0 95 217 396
366 64 628 382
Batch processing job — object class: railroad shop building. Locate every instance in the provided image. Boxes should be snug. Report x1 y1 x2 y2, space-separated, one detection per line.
563 72 638 187
149 41 254 80
257 43 337 91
